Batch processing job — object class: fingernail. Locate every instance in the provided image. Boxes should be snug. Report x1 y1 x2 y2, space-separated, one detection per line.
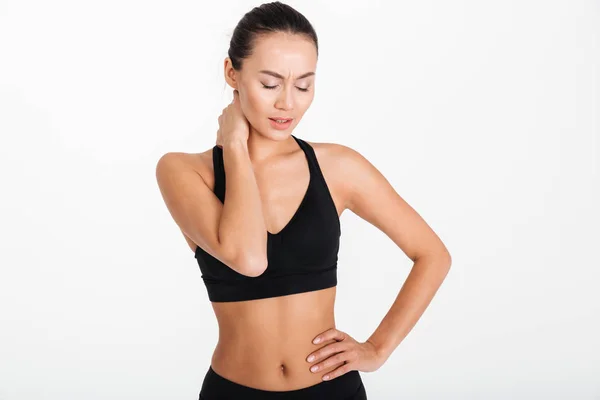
313 337 321 344
323 375 330 380
307 355 315 362
311 366 318 372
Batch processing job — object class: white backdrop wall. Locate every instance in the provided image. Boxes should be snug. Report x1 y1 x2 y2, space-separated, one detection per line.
0 0 598 399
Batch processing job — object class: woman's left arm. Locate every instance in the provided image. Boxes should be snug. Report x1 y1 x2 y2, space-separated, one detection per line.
306 143 452 380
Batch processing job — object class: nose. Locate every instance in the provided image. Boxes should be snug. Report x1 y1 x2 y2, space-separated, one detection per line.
274 85 294 111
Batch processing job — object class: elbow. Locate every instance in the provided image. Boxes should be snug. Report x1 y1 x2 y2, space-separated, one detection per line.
430 247 451 267
439 250 452 269
240 257 268 277
218 236 268 277
245 265 268 277
414 249 452 269
232 252 268 277
434 242 452 268
442 247 452 266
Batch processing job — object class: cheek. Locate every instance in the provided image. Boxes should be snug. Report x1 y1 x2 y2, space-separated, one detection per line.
293 96 313 119
242 89 270 120
299 94 314 111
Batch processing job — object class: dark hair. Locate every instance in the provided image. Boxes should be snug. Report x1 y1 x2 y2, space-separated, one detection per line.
228 1 318 71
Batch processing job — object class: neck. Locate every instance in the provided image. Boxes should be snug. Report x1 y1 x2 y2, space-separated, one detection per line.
246 127 296 164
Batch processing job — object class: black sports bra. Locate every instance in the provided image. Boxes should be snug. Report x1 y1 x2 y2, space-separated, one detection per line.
194 135 341 302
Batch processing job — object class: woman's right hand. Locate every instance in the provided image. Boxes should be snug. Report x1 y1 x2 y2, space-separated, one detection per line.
216 90 250 148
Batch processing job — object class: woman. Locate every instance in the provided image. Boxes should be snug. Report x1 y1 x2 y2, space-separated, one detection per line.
156 2 452 399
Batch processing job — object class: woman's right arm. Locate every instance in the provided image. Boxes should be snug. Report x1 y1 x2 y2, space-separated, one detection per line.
155 144 268 277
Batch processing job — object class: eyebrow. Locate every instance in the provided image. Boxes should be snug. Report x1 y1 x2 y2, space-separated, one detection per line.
259 70 315 80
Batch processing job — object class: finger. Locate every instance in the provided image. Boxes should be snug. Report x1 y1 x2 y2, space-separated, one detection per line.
307 342 347 364
309 351 350 374
321 361 352 382
313 328 346 344
312 329 333 344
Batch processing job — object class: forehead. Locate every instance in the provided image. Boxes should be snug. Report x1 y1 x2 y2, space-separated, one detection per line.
245 32 317 76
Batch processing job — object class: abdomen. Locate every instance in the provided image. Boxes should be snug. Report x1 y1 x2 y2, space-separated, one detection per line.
209 286 343 391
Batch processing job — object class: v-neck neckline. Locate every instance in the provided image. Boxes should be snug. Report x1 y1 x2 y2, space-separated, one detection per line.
266 135 313 237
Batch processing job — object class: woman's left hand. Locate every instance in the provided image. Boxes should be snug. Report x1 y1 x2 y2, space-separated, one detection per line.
306 328 385 381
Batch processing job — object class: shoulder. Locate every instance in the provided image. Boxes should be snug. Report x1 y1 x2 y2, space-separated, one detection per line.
304 140 379 211
155 148 215 186
305 140 369 166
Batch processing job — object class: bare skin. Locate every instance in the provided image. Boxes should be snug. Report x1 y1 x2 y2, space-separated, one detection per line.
157 30 451 391
175 140 347 390
161 136 451 390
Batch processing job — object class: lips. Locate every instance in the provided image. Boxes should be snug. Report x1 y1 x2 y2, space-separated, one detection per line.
268 117 293 130
269 117 293 121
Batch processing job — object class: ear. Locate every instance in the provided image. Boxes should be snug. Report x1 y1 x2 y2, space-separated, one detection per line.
223 57 239 90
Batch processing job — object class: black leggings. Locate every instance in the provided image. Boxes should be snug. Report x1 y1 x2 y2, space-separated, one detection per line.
199 365 367 399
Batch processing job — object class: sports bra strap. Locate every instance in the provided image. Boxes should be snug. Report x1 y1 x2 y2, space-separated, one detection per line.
212 145 226 203
292 135 330 197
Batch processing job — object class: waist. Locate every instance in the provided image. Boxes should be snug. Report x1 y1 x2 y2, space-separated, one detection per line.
209 287 339 391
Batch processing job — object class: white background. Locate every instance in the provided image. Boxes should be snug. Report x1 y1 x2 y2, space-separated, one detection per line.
1 0 598 399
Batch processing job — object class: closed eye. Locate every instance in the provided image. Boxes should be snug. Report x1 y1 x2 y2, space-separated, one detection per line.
262 84 309 92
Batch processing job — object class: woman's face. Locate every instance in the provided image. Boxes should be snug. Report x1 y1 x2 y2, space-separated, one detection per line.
225 32 317 140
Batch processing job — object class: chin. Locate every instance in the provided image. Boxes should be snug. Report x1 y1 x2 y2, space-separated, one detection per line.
274 129 296 139
259 125 295 140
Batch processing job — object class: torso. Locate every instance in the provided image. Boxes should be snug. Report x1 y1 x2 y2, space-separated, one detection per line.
180 139 348 391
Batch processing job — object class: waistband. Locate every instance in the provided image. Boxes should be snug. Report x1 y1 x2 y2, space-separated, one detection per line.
199 365 363 399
